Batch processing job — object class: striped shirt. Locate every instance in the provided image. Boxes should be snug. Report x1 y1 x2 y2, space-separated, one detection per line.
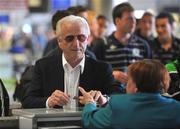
92 33 151 71
151 36 180 65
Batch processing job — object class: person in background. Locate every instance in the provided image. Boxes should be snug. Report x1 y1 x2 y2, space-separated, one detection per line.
151 12 180 64
42 10 70 56
86 10 104 49
22 15 116 109
43 10 70 56
79 59 180 129
92 2 151 91
11 31 33 56
67 5 88 19
31 25 47 58
10 31 34 76
97 15 109 38
135 12 155 45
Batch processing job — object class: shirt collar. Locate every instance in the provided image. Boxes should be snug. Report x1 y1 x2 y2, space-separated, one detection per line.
62 53 85 74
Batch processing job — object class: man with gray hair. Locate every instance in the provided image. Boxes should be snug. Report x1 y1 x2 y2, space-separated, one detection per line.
22 15 115 109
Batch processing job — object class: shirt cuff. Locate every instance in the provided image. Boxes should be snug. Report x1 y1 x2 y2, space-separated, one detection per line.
46 97 50 108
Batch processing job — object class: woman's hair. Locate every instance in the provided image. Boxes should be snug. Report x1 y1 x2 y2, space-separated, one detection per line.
128 59 169 93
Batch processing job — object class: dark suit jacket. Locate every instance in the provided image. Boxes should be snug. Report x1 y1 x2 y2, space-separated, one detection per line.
22 48 115 108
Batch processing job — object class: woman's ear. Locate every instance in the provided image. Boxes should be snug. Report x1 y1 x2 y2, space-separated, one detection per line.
126 78 138 93
134 86 138 93
131 83 138 93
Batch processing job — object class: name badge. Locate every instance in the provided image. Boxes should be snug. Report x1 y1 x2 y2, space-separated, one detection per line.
132 48 140 56
110 45 117 50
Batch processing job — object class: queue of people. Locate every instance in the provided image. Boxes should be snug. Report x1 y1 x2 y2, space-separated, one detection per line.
1 2 180 129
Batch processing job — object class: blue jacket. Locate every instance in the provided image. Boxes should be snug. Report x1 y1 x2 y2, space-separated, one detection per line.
82 93 180 129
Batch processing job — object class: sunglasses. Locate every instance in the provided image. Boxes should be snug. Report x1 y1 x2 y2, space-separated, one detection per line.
64 34 87 43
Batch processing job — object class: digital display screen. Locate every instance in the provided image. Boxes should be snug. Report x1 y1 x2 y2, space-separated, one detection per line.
0 15 9 23
52 0 71 10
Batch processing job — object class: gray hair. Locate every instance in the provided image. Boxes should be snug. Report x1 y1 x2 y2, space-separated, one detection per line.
56 15 90 36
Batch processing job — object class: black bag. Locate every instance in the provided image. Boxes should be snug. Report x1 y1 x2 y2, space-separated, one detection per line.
13 65 34 102
168 58 180 101
0 78 9 116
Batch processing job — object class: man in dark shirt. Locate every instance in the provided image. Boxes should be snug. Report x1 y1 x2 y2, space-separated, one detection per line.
92 2 151 87
135 12 155 45
42 10 70 56
151 12 180 64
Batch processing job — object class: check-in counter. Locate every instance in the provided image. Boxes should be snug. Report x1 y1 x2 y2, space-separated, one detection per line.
12 108 82 129
0 116 19 129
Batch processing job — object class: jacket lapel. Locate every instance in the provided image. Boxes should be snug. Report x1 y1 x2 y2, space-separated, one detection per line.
52 49 64 92
79 57 93 91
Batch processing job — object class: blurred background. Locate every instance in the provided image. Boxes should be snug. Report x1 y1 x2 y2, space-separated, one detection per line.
0 0 180 104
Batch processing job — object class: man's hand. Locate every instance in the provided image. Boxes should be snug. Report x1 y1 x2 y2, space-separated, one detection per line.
48 90 70 108
113 70 128 84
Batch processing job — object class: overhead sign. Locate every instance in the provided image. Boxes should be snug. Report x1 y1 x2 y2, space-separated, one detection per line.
0 15 9 23
0 0 27 11
51 0 71 11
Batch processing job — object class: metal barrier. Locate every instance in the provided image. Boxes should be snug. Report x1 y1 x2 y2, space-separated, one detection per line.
0 116 19 129
12 108 82 129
